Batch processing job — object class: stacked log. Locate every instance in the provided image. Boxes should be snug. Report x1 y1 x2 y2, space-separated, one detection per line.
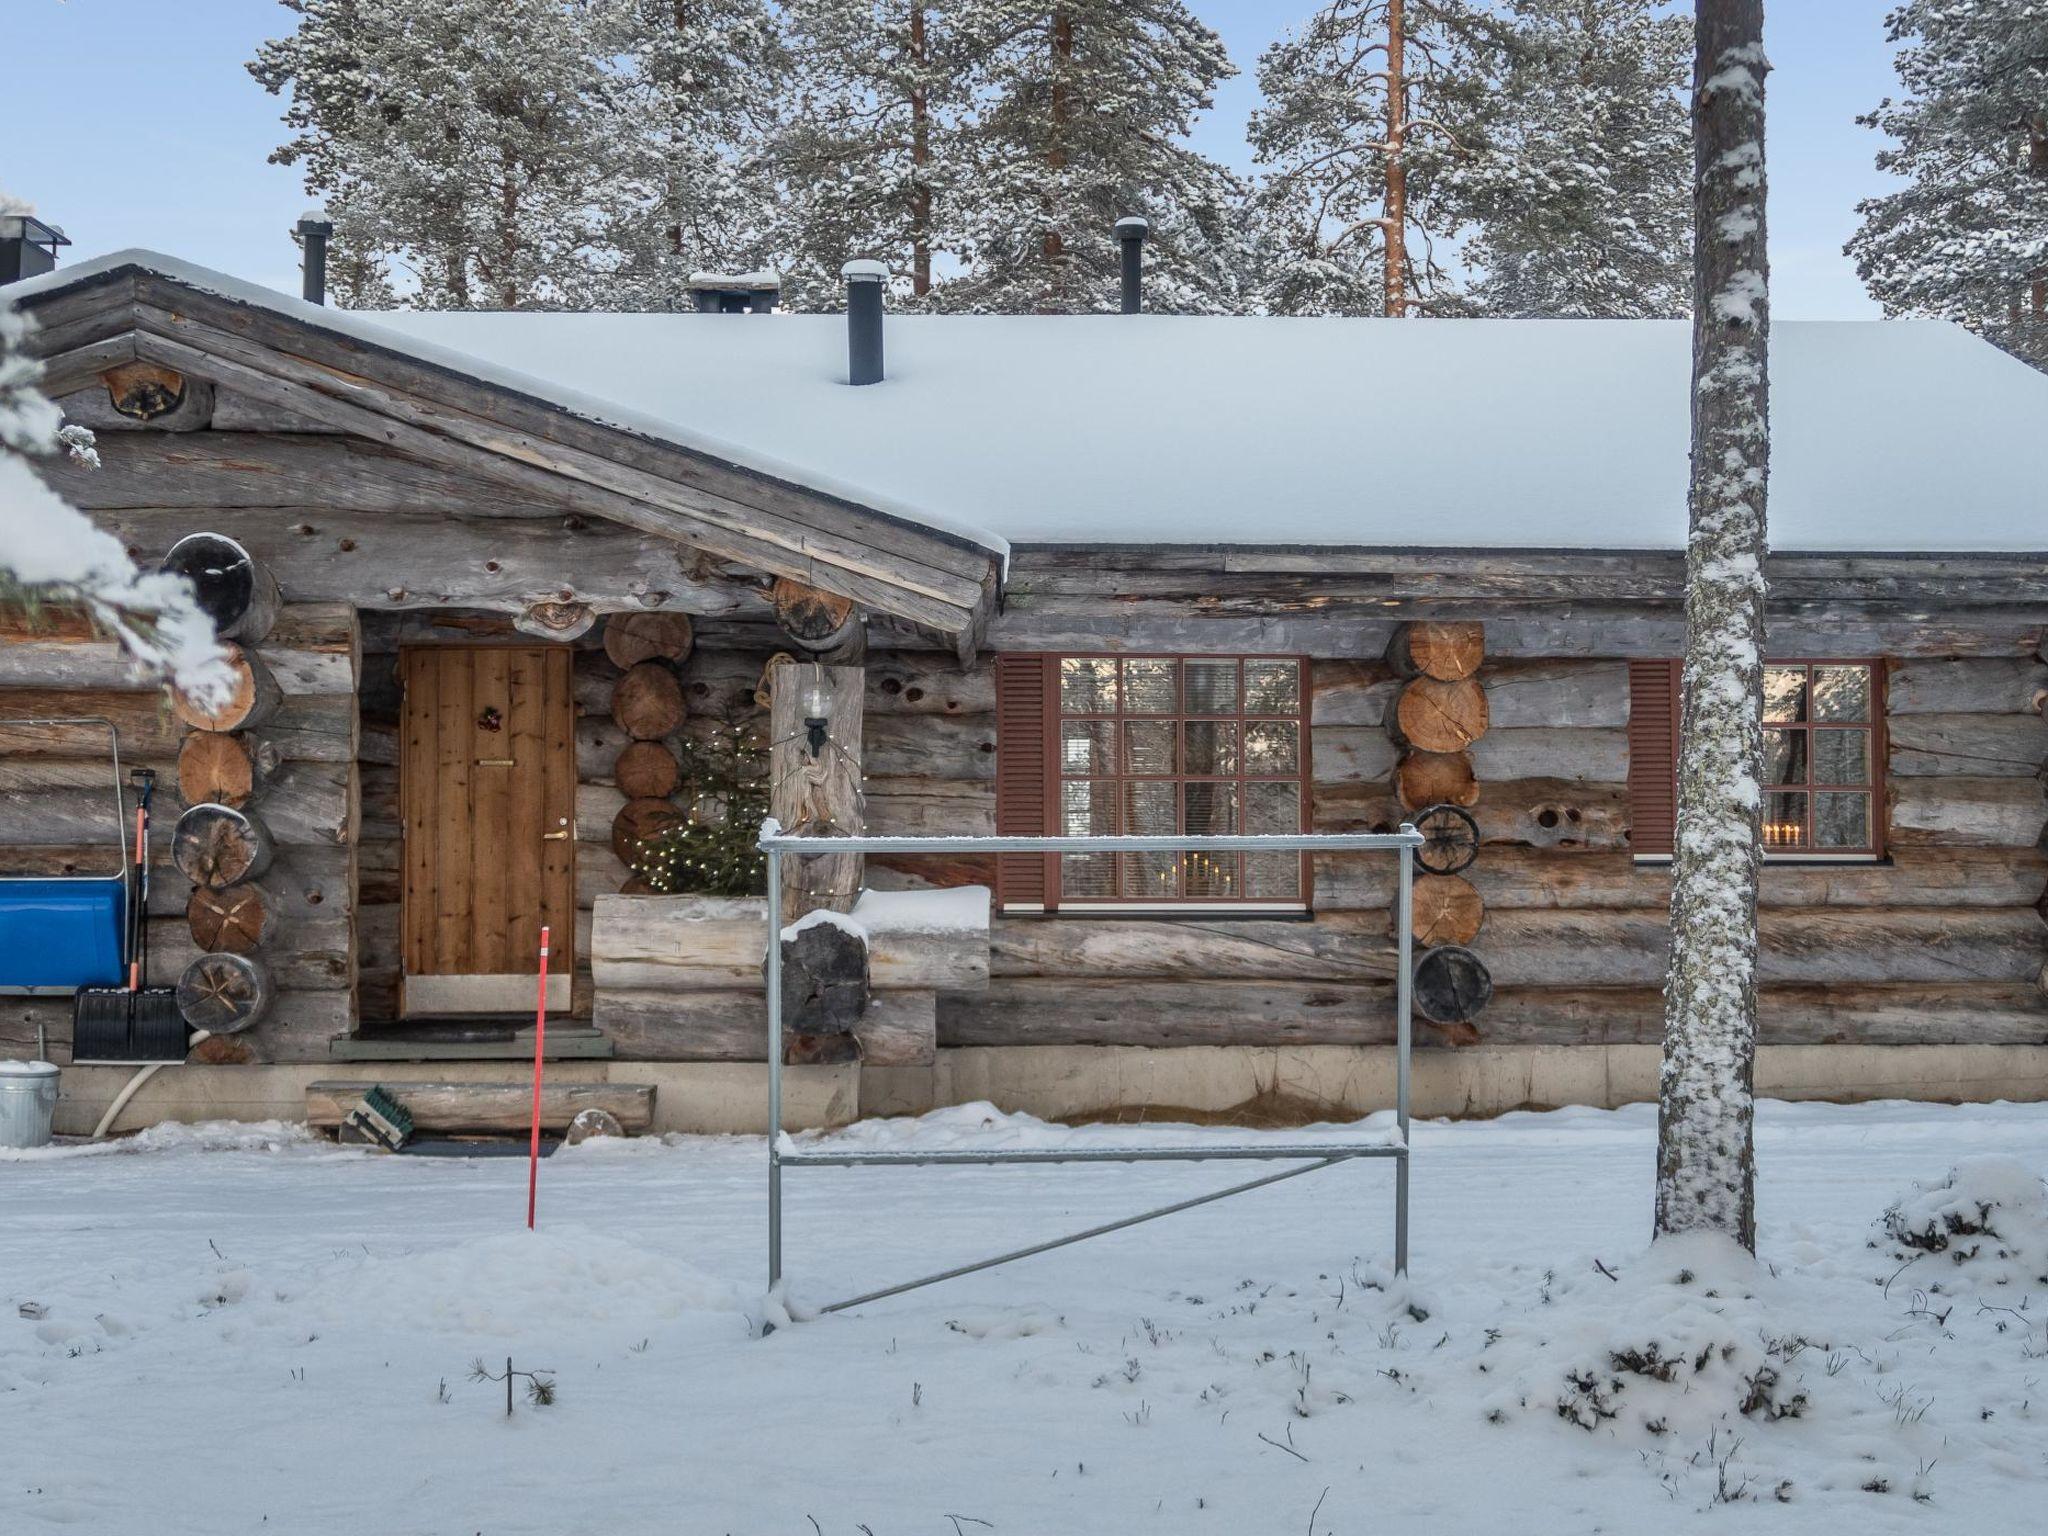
157 538 304 1046
1388 622 1492 1042
602 616 693 878
772 577 863 663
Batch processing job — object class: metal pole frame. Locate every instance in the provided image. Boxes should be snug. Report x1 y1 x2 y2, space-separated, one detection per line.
760 827 1422 1311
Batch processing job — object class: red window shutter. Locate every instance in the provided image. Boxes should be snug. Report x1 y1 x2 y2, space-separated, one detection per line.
1627 660 1680 856
994 654 1054 908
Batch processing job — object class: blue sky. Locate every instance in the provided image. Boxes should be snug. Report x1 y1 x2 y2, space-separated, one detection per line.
9 0 1899 315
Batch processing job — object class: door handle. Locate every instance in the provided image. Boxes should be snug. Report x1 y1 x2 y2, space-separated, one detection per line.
475 757 515 767
543 817 571 841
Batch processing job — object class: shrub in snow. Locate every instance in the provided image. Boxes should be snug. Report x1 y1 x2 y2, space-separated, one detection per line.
1484 1234 1820 1445
1875 1157 2048 1293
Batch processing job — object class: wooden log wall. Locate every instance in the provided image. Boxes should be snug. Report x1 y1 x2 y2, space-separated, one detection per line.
0 602 359 1064
959 649 2048 1051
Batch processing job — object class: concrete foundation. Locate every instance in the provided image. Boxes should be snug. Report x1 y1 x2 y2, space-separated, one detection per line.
45 1042 2048 1139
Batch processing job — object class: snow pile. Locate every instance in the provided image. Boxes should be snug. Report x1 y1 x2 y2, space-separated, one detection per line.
1875 1156 2048 1294
779 906 867 946
850 885 992 934
0 1118 319 1162
314 1227 753 1338
1482 1233 1822 1452
780 1099 1403 1158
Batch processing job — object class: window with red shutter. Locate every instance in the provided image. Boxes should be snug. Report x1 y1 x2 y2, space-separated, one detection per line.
1628 658 1886 860
1627 660 1680 857
995 653 1311 912
993 654 1054 909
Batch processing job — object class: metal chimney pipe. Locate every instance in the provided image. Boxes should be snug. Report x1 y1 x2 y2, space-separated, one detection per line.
296 211 334 305
1115 216 1149 314
842 260 887 385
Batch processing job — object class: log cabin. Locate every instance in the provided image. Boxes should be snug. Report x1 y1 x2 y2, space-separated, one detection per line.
3 235 2045 1136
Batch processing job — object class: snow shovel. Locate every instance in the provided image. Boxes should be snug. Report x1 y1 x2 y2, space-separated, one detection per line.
73 770 186 1064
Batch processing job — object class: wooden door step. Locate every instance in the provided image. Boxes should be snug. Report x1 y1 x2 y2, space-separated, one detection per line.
306 1079 654 1135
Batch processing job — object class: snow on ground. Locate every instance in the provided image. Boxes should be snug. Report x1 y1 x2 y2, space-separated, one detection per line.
4 1098 2046 1535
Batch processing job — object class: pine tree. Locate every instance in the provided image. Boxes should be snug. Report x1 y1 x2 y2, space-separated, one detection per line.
774 2 973 310
949 2 1249 314
251 0 614 309
632 710 771 896
1247 0 1505 317
1846 0 2048 369
1656 0 1770 1252
592 0 789 308
1458 0 1691 319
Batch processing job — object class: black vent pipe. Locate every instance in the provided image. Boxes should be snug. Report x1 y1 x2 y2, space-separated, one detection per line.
1115 216 1149 314
843 260 887 385
297 211 333 305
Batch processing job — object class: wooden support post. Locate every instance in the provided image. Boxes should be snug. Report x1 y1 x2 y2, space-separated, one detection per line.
768 660 866 923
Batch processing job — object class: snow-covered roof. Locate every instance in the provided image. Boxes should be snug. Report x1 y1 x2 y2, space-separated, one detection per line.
17 251 2048 555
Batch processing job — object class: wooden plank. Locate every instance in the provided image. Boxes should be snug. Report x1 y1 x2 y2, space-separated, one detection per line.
43 430 577 515
1468 728 1629 783
56 504 761 617
1315 779 1632 851
1310 845 2048 912
863 714 996 780
1311 727 1401 785
865 653 996 716
304 1079 654 1132
1482 660 1630 728
594 986 934 1061
1476 984 2048 1046
541 647 579 980
939 978 1397 1048
470 648 513 973
990 913 1396 982
1890 776 2048 847
432 649 473 973
398 650 436 975
864 776 995 836
1479 907 2046 987
1887 713 2047 777
1888 657 2048 716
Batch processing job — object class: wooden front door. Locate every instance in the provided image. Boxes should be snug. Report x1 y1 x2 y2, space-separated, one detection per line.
399 646 576 1014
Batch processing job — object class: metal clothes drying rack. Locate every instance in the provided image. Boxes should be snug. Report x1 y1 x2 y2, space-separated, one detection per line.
759 827 1424 1315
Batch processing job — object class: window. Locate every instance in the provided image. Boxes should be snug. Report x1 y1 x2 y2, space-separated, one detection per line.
1627 659 1884 859
993 654 1310 910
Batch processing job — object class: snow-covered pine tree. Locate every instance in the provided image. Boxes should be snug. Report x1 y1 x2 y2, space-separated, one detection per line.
949 2 1249 314
1846 0 2048 369
250 0 613 309
1656 0 1770 1252
1458 0 1691 318
0 193 225 695
774 1 973 310
591 0 788 308
1247 0 1505 317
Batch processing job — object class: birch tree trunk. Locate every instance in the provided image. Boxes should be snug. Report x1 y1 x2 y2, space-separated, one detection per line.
1655 0 1771 1251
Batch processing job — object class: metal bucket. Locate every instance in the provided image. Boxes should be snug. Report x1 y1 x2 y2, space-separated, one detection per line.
0 1060 61 1149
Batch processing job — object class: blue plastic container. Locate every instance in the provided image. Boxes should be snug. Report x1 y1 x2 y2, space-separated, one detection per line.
0 876 127 990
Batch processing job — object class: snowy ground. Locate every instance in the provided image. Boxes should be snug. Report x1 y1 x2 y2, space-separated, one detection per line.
5 1098 2046 1535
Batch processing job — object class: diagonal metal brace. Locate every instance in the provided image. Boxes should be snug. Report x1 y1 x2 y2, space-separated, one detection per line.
811 1150 1395 1316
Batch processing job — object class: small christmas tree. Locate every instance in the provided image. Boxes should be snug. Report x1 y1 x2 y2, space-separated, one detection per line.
631 709 770 896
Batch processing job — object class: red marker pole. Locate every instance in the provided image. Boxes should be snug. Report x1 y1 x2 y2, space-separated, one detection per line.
526 925 551 1230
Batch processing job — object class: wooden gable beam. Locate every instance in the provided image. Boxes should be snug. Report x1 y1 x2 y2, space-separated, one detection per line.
123 321 981 636
120 277 1001 638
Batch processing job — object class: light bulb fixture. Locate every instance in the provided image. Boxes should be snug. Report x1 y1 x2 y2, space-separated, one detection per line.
802 671 831 758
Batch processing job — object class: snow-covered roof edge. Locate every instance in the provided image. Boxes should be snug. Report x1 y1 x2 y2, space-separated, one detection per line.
7 249 1013 562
